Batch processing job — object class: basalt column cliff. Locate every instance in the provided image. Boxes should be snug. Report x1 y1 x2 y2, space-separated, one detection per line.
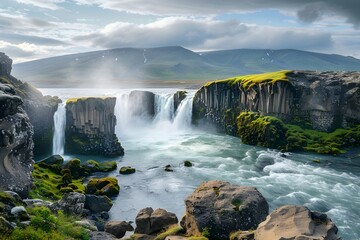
65 97 124 156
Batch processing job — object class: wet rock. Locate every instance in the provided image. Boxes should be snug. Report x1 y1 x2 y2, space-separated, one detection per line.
51 192 85 215
255 205 339 240
135 207 178 235
105 220 134 238
39 155 64 165
89 231 117 240
183 161 193 167
164 165 174 172
120 166 136 175
85 194 113 213
183 180 268 240
174 91 187 113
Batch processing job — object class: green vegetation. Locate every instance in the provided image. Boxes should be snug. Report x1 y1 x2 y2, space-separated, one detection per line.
230 230 243 240
119 166 136 175
154 225 184 240
236 111 360 155
201 227 211 238
7 207 89 240
231 199 243 211
66 96 110 104
188 237 209 240
204 70 292 89
237 112 287 149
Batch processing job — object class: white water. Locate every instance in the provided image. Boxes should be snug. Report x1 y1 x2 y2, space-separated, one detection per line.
52 102 66 155
41 88 360 240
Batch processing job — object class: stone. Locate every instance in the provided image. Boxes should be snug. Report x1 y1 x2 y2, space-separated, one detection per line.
0 216 14 235
105 220 134 238
129 90 155 118
255 205 339 240
131 234 155 240
120 166 136 175
89 231 117 240
23 198 52 207
135 207 178 235
51 192 85 215
39 155 64 165
75 220 98 231
85 177 120 197
85 194 113 213
11 206 30 221
183 180 268 240
65 97 124 156
164 165 173 172
183 161 192 167
173 91 187 113
4 191 22 202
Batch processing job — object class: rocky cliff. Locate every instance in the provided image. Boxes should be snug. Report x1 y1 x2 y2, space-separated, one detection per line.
65 97 124 156
0 82 33 197
0 53 59 156
193 70 360 134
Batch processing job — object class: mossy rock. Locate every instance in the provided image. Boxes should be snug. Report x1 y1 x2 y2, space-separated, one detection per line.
0 192 16 207
119 166 136 175
85 177 120 197
154 225 184 240
184 161 193 167
59 187 74 193
84 160 117 172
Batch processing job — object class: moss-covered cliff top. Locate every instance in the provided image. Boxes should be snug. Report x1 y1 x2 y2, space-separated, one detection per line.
66 96 114 104
204 70 292 89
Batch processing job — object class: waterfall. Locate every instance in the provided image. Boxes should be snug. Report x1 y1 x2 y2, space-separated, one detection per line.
154 94 174 123
52 102 66 155
173 96 193 129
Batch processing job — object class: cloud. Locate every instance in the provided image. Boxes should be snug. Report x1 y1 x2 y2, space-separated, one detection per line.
72 0 360 27
74 17 333 52
16 0 65 10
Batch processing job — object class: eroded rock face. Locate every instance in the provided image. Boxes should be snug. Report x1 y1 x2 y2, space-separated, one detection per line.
183 180 268 240
193 71 360 133
65 97 124 156
0 83 33 197
51 192 85 215
174 91 187 113
129 90 155 118
0 53 59 156
255 205 339 240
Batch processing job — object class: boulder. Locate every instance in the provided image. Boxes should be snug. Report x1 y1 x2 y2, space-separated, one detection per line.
183 180 268 240
39 155 64 165
11 206 30 221
255 205 339 240
89 231 117 240
105 220 134 238
85 194 113 213
85 177 120 197
183 161 193 167
120 166 136 175
135 207 178 235
75 220 98 231
173 91 187 113
51 192 85 215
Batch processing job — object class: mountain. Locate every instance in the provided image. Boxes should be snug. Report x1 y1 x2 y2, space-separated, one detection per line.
12 46 360 88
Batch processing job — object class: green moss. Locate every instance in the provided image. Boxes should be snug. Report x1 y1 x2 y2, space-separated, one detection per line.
229 230 243 240
66 97 110 104
0 192 16 205
204 70 292 89
188 237 209 240
154 226 184 240
236 111 360 155
201 227 211 238
212 187 220 197
85 177 120 197
231 199 243 211
85 160 117 172
237 112 287 149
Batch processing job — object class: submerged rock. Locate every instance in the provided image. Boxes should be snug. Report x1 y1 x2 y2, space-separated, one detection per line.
255 205 339 240
120 166 136 175
65 97 124 157
182 180 268 240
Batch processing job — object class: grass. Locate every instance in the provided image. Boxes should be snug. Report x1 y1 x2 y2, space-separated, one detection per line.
204 70 292 89
154 225 184 240
66 96 112 104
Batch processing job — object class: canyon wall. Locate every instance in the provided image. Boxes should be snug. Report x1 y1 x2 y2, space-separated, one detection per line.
65 97 124 156
193 71 360 134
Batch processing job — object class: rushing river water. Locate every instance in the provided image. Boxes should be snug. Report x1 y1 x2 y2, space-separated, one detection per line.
40 88 360 240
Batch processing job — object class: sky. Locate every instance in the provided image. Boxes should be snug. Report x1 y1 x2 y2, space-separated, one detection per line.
0 0 360 63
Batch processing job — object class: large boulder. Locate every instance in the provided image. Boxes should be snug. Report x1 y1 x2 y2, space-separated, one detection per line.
183 180 268 240
135 207 178 235
84 194 113 213
255 205 339 240
105 220 134 238
51 192 85 215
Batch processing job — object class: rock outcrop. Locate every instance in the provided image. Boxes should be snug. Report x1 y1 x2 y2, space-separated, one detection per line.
0 52 59 156
0 81 33 197
174 91 187 113
182 180 269 240
65 97 124 156
193 70 360 134
129 90 155 118
255 205 339 240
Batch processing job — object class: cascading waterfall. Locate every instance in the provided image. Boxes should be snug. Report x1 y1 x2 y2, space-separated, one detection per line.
173 96 193 129
52 102 66 155
154 94 174 123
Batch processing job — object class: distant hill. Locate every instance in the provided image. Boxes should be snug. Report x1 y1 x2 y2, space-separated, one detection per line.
12 46 360 88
